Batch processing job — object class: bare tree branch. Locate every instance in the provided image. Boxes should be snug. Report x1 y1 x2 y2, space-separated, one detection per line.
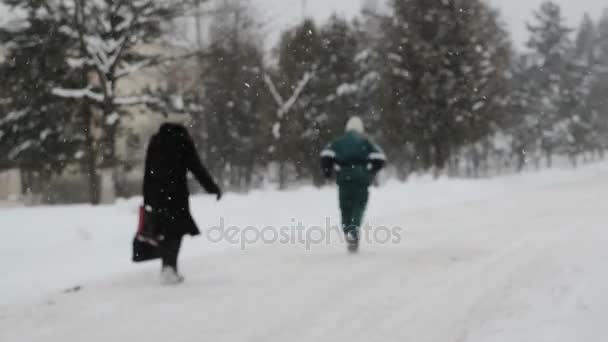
263 70 315 139
51 87 105 103
280 71 313 119
115 51 208 79
263 74 284 108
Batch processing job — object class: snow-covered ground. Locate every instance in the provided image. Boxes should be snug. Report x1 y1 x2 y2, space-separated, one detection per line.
2 162 608 341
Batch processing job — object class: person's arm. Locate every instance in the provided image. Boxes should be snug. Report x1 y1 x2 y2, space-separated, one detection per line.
182 129 222 200
320 143 337 178
367 140 387 174
142 136 157 207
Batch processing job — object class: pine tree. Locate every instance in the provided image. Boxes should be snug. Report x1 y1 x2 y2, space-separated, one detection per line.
523 1 574 167
352 15 384 131
0 0 196 203
0 0 84 195
589 10 608 157
566 13 597 165
272 19 322 186
507 54 540 171
193 0 268 190
309 15 362 184
377 0 511 176
60 1 193 153
270 17 363 186
456 3 512 177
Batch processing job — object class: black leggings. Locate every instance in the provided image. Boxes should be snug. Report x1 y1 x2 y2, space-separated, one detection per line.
162 235 183 271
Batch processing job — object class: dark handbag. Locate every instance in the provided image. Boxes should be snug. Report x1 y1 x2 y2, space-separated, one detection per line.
132 206 164 262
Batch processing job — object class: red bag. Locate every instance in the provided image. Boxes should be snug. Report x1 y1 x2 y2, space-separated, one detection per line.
137 206 145 234
132 205 162 262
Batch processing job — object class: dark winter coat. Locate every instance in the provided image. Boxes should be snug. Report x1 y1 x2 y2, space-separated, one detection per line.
143 123 220 237
320 131 386 186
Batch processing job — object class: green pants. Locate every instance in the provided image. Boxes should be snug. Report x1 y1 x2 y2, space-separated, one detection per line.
339 183 369 235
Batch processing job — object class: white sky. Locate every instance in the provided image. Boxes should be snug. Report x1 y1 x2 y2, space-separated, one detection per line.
257 0 608 50
257 0 363 51
0 1 604 51
486 0 607 48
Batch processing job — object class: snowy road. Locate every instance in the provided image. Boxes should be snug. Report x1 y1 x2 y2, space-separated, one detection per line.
2 167 608 341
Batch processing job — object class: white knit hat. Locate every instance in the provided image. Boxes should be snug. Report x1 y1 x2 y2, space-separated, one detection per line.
345 116 365 134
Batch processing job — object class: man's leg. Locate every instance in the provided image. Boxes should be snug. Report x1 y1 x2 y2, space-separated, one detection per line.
339 185 356 235
162 234 182 271
350 186 369 233
161 234 184 284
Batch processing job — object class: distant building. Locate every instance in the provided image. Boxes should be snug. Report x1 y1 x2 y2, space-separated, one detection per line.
0 169 20 204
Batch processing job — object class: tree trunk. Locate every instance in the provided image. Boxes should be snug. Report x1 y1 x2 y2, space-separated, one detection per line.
481 143 490 177
569 153 578 168
85 151 100 205
396 168 409 182
278 161 288 190
396 160 410 181
432 142 446 179
112 168 127 199
20 169 47 205
245 154 255 190
83 109 100 205
516 151 526 173
20 168 33 196
432 166 441 179
472 149 480 179
465 153 472 178
447 154 459 178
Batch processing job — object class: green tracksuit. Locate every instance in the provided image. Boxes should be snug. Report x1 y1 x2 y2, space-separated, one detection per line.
321 131 386 236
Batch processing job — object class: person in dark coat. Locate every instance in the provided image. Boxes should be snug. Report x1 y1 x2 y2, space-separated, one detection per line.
320 116 386 253
143 122 222 284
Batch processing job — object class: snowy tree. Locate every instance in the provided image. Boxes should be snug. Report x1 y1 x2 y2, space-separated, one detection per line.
575 14 596 59
454 3 512 177
56 0 195 158
1 0 198 203
588 10 608 157
376 0 511 176
193 0 268 190
565 14 597 165
507 54 543 171
270 19 322 187
308 15 362 184
0 0 84 196
522 1 574 167
352 18 384 131
268 17 364 187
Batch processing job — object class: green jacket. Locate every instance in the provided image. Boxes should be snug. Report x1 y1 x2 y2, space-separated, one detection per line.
320 131 386 186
